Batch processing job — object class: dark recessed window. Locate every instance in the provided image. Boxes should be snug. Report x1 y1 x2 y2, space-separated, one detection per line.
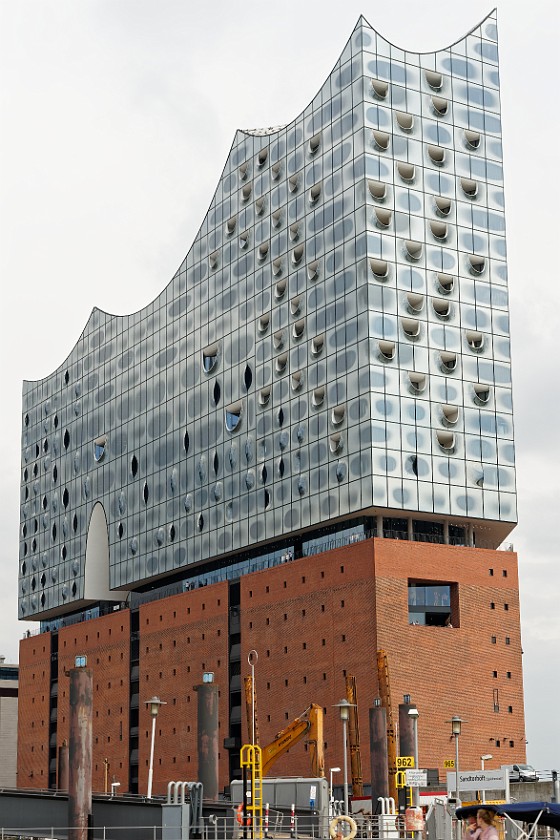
94 436 107 462
64 430 70 449
143 483 149 504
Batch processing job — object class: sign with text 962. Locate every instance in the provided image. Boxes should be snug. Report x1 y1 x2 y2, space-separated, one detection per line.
396 756 415 769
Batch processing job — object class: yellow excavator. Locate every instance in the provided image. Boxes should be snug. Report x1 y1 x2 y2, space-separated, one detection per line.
244 675 325 777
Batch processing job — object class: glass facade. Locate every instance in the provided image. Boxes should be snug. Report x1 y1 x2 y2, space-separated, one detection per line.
19 12 515 619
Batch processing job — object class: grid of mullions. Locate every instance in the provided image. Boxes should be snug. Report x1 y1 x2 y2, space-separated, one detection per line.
18 12 516 619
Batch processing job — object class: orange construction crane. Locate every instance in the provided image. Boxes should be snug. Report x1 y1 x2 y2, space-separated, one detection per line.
377 649 398 801
243 674 260 746
260 703 325 777
345 674 364 797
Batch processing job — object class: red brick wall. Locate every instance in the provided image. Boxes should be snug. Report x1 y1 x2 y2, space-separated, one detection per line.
57 610 131 793
240 539 379 780
137 582 230 796
373 539 525 778
16 538 525 793
18 633 52 788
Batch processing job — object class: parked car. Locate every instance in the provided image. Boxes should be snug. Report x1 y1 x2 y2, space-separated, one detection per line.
508 764 539 782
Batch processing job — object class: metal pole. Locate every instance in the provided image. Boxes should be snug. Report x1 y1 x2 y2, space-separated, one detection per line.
455 734 460 800
251 660 255 746
147 713 157 799
343 716 349 816
412 716 419 808
481 757 486 804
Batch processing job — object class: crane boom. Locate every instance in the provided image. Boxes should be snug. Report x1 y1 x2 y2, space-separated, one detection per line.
260 703 325 777
345 675 364 796
377 649 398 801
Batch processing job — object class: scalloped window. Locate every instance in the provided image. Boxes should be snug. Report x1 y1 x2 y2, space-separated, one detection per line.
290 295 302 316
464 129 481 149
275 353 288 374
258 313 270 334
273 330 285 350
271 162 282 180
441 404 459 425
94 435 107 463
433 299 451 319
425 69 442 90
226 216 237 235
259 387 271 407
469 255 486 275
375 207 392 228
436 273 454 294
427 145 445 165
292 319 305 340
378 340 395 361
239 162 249 181
273 259 284 279
440 351 457 372
258 242 269 261
436 430 455 451
312 387 325 407
203 344 220 373
275 279 287 301
242 182 252 202
225 402 243 433
289 174 299 193
466 330 484 351
434 196 452 216
289 222 300 242
312 335 325 356
332 405 346 426
371 78 388 98
309 183 322 204
272 209 283 228
401 318 420 338
292 244 304 265
397 162 415 182
408 372 426 393
396 112 414 131
291 371 304 391
473 383 491 405
373 130 390 151
368 180 387 200
329 433 343 454
255 196 266 215
431 96 448 116
461 178 478 197
257 148 268 167
239 230 249 249
209 250 219 270
307 261 319 281
406 293 424 313
309 133 321 154
430 220 448 240
370 258 388 279
405 240 423 260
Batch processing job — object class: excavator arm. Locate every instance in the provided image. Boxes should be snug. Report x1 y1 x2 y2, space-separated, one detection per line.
260 703 325 777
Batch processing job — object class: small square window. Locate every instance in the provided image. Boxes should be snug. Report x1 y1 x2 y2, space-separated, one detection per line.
490 602 495 609
491 636 497 644
504 603 509 611
502 570 508 578
505 637 511 645
489 568 494 576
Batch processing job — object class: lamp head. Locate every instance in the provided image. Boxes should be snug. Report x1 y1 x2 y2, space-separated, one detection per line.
481 754 493 761
450 715 462 735
408 706 419 719
331 767 341 774
146 695 167 717
333 698 355 721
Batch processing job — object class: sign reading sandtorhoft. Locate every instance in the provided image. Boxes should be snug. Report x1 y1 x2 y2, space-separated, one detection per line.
446 770 508 792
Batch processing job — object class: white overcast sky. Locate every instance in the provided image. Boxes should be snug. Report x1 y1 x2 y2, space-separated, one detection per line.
1 1 559 770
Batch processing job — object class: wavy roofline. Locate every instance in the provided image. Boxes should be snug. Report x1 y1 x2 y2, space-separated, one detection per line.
23 9 498 389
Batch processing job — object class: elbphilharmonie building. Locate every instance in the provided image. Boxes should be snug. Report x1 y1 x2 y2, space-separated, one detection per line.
18 12 524 794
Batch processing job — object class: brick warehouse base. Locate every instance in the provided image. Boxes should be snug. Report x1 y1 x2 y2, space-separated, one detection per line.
17 537 525 795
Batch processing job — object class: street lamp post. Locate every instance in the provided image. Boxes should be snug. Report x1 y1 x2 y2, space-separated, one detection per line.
248 650 258 745
329 767 341 818
333 699 356 816
447 716 464 801
145 696 166 799
480 754 493 804
408 706 420 808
